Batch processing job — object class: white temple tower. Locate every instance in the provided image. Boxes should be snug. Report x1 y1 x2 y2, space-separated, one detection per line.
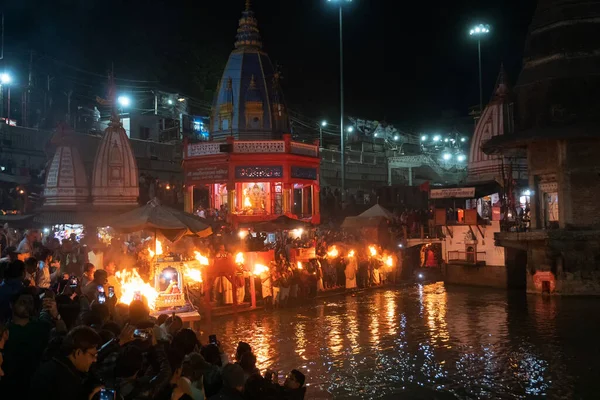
91 114 139 206
43 125 90 207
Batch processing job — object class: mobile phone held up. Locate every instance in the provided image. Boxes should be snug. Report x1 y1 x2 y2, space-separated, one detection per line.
108 286 115 298
69 276 79 288
133 291 142 301
99 388 116 400
98 292 106 304
134 328 151 340
209 334 218 345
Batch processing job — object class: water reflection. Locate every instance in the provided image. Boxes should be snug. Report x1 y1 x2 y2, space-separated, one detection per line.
202 284 600 399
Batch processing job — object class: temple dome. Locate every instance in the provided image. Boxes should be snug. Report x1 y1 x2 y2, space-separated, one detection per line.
515 0 600 134
91 115 139 206
43 125 90 207
210 1 290 140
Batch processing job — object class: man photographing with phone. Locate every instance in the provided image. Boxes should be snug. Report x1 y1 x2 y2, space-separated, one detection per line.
29 326 103 400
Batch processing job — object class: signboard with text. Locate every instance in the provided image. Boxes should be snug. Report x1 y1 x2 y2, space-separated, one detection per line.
185 165 229 184
430 187 476 199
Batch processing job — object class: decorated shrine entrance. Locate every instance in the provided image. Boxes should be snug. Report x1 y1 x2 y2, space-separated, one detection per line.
182 135 321 226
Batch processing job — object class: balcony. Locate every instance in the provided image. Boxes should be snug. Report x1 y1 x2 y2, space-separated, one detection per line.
447 250 486 266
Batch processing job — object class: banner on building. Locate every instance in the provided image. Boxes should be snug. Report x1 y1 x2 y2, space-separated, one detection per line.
430 187 476 199
186 165 229 184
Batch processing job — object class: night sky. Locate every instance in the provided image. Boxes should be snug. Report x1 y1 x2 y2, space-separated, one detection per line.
3 0 537 127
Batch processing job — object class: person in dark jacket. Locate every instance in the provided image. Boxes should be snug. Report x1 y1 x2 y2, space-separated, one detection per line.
208 363 245 400
280 369 307 400
28 326 102 400
109 328 171 400
263 369 306 400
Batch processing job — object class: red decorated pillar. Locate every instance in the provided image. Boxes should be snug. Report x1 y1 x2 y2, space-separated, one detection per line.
312 184 321 224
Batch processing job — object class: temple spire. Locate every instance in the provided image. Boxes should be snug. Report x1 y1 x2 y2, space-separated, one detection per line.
493 63 510 100
235 1 262 50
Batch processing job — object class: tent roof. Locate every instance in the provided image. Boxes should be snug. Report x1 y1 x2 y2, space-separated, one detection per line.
341 216 388 229
358 204 394 220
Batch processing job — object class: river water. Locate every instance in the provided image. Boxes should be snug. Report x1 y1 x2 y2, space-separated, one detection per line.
200 283 600 399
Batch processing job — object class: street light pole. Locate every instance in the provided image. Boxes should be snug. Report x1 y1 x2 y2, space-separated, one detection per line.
469 24 490 113
478 38 482 112
339 4 345 198
319 120 327 148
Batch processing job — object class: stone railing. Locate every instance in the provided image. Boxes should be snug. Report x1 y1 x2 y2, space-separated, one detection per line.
185 138 319 158
234 140 285 153
187 142 222 157
291 142 318 157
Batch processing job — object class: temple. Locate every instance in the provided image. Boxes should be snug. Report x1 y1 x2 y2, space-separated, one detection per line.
43 125 90 207
183 2 320 226
91 114 139 206
209 1 289 140
482 0 600 294
39 99 140 220
467 66 527 185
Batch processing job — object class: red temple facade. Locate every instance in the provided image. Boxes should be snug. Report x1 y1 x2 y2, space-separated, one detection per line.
183 135 320 226
182 3 320 226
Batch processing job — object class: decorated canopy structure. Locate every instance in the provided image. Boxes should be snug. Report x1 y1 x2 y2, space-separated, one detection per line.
109 199 213 242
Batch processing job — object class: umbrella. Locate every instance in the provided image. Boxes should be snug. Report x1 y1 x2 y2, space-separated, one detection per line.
253 215 312 232
108 199 212 242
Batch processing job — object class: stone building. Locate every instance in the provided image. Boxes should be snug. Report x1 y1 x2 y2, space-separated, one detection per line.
483 0 600 294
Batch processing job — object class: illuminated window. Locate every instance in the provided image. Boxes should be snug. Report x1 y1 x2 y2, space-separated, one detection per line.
237 182 271 215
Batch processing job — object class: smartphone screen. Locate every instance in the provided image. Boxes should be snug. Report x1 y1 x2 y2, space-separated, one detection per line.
209 334 217 345
133 329 149 339
70 277 78 288
98 293 106 304
97 285 105 293
133 291 142 301
108 286 115 298
99 388 116 400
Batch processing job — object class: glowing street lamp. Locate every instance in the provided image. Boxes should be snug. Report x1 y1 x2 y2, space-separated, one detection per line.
433 135 441 142
319 120 327 148
327 0 353 198
0 73 11 84
347 126 354 133
442 153 452 161
117 95 131 108
457 154 466 162
461 137 467 142
421 135 428 141
469 23 491 113
0 72 14 121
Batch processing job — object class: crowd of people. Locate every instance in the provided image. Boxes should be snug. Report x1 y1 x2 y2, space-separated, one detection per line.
0 230 308 400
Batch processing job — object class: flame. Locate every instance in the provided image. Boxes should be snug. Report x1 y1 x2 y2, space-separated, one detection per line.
297 261 303 270
253 263 269 276
184 263 203 283
235 252 245 264
348 250 355 258
149 240 163 258
194 251 209 265
243 188 252 209
116 268 159 310
327 246 339 258
369 245 377 257
385 255 393 267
